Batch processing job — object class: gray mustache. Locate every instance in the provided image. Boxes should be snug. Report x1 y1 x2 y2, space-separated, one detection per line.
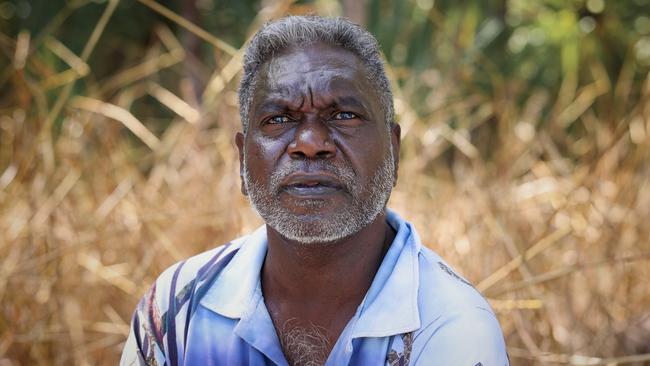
268 161 357 194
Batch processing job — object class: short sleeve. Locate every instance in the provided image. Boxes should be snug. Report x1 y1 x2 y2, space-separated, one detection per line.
120 325 148 366
412 308 509 366
119 243 238 365
120 283 168 366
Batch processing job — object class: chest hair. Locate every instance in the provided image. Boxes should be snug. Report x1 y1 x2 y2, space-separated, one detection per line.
279 319 332 366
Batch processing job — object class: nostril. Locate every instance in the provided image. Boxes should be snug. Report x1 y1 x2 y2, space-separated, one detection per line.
289 150 307 159
316 150 334 159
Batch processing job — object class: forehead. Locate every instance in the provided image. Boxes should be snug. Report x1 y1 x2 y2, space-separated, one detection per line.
253 43 376 103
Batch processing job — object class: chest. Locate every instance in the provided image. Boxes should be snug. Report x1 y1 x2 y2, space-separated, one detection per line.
183 305 414 366
265 301 358 359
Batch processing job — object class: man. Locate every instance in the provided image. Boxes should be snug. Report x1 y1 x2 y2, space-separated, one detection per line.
121 16 509 366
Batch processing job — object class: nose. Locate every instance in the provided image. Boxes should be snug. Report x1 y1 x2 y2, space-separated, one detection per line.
287 120 336 159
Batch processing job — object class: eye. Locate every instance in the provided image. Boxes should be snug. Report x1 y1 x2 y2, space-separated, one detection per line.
266 115 294 124
331 112 358 120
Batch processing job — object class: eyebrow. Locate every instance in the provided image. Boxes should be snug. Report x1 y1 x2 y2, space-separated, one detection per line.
333 95 368 112
256 100 289 116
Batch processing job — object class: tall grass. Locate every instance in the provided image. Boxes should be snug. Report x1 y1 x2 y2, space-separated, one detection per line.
1 0 649 365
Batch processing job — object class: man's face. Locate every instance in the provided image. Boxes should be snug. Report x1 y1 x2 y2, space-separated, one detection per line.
236 42 400 244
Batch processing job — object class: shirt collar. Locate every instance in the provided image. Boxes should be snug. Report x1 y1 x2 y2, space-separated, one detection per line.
199 225 268 319
199 209 421 337
350 209 421 337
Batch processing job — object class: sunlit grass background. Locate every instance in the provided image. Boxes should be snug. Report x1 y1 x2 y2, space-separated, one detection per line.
1 0 650 364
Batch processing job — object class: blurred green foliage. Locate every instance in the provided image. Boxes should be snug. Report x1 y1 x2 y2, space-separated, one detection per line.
2 0 649 95
366 0 650 110
2 0 650 142
2 0 258 63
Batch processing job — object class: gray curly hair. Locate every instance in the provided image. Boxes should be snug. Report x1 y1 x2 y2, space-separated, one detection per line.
238 15 394 134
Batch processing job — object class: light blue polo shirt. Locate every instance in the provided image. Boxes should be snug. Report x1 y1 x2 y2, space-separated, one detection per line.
121 209 509 365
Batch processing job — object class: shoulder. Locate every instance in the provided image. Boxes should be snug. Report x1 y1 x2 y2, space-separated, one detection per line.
416 247 493 318
411 307 509 365
121 236 248 365
410 247 509 365
148 235 246 313
120 237 247 365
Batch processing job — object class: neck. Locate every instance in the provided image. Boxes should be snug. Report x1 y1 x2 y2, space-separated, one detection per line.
262 212 395 306
262 212 396 362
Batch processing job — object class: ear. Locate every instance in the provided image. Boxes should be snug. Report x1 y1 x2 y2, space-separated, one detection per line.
390 122 401 187
235 132 248 196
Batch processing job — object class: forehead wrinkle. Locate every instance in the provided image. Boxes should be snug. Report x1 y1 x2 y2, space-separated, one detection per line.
269 44 359 74
252 44 381 118
263 45 364 91
269 72 370 107
252 77 305 116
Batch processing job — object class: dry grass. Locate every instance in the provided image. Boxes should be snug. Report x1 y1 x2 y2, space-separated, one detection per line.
1 1 649 365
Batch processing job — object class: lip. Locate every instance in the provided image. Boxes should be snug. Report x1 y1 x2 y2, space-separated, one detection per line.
280 172 344 197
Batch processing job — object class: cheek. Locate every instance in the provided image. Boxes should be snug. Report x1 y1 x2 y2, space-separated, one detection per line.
337 131 389 175
244 134 289 173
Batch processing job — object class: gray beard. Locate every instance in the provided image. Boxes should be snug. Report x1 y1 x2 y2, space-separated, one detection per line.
243 149 394 244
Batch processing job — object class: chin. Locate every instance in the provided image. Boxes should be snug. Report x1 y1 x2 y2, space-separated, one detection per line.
254 205 351 243
265 205 379 245
272 223 355 245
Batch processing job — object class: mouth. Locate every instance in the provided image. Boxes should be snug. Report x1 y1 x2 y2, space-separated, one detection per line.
280 173 344 197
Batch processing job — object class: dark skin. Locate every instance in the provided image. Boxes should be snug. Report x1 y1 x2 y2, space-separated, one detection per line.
235 43 401 360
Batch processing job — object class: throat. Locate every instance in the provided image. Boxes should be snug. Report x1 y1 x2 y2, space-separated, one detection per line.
261 215 397 364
